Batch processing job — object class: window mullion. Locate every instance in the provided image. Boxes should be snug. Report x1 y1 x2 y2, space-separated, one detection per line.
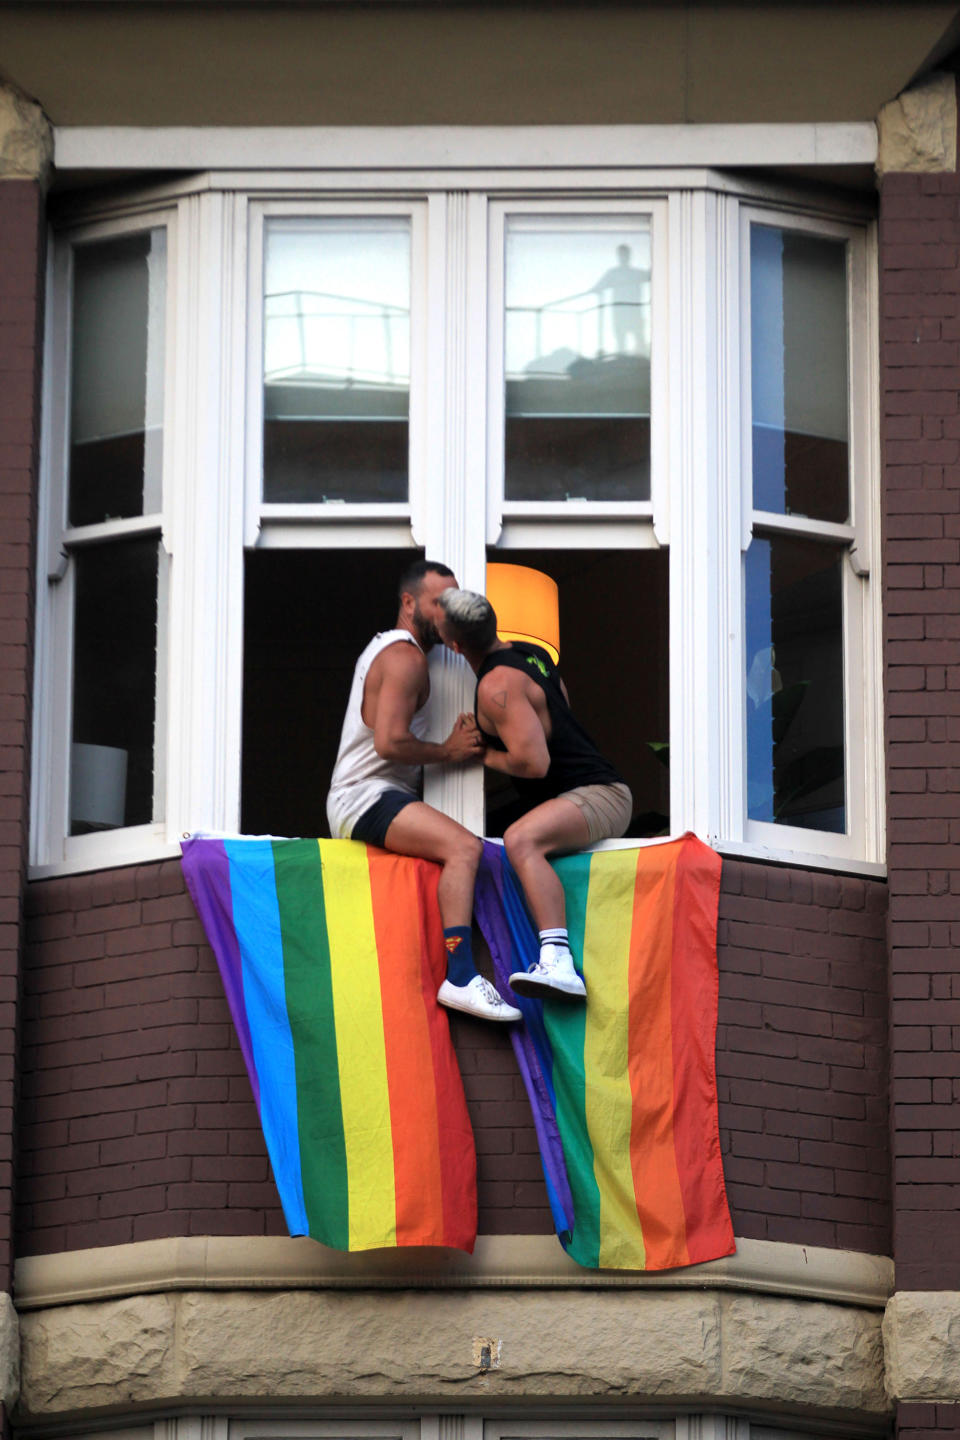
166 191 247 841
420 190 488 834
668 188 727 843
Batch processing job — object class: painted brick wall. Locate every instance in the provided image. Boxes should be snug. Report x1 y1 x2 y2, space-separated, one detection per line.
716 859 889 1255
17 855 889 1258
881 168 960 1290
898 1405 960 1440
0 179 43 1303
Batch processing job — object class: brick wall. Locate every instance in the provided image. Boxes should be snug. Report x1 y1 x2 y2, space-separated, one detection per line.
0 179 43 1304
17 855 889 1258
898 1405 960 1440
881 168 960 1290
716 859 889 1255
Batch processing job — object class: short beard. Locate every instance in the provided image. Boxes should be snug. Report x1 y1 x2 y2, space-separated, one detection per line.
412 601 439 650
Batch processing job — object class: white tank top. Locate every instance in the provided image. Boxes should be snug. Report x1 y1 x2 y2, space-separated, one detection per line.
326 629 429 839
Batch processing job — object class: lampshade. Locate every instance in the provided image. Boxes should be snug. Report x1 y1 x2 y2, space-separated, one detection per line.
486 563 560 664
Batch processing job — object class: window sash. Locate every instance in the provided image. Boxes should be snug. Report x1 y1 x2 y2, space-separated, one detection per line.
738 205 880 863
33 211 176 871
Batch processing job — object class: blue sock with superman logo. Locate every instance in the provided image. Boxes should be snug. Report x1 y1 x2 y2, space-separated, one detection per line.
443 926 477 986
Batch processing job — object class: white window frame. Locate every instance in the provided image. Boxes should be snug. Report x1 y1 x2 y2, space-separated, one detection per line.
31 155 882 879
33 207 177 873
732 205 882 867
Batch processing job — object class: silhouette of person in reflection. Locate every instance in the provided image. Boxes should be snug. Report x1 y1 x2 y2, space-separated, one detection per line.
592 244 649 354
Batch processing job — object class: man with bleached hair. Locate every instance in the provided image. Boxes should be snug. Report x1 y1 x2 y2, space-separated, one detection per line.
327 560 521 1024
437 587 632 1001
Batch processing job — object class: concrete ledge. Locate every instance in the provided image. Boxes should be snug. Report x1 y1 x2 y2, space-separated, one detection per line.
883 1291 960 1403
14 1234 894 1310
53 122 878 174
17 1285 889 1422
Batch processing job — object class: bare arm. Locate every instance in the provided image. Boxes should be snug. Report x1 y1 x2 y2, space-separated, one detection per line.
478 670 550 779
370 644 482 766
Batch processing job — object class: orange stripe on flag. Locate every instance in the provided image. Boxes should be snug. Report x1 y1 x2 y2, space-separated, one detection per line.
367 849 446 1247
626 843 690 1269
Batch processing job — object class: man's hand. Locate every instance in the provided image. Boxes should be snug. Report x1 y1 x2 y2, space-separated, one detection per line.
444 712 485 764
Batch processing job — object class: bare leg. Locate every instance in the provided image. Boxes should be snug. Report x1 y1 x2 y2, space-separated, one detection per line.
382 802 482 929
384 803 519 1022
503 797 591 932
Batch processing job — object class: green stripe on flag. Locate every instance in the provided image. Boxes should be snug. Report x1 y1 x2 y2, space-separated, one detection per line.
272 839 349 1249
546 851 602 1267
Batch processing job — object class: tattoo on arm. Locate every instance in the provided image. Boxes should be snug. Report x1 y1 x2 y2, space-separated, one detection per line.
492 690 507 710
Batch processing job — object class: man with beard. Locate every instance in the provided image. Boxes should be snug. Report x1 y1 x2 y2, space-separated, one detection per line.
327 560 521 1023
437 587 633 1002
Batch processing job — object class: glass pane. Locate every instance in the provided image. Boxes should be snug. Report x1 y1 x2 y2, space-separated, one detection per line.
504 219 652 502
70 539 158 834
745 535 845 833
751 226 849 523
262 217 410 503
69 230 166 526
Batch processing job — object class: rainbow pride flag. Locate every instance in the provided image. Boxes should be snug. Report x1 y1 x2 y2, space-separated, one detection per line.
475 834 734 1271
181 836 477 1253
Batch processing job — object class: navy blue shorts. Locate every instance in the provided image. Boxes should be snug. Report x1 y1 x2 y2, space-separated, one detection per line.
350 789 419 848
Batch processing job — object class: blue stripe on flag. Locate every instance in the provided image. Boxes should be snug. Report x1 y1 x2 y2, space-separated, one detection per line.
225 838 309 1235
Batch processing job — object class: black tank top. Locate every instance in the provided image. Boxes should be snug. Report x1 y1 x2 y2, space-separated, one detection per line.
475 642 625 804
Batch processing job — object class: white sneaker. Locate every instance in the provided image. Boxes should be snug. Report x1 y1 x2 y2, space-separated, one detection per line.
509 944 586 1001
437 974 522 1023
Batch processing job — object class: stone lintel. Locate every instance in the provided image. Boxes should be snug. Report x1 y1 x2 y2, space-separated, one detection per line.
17 1286 887 1423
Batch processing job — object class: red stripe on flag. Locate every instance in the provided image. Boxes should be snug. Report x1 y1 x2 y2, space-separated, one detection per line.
669 835 735 1264
413 855 478 1252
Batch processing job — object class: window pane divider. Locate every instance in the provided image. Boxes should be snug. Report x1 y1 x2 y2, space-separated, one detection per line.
63 515 164 549
750 512 855 544
259 502 411 524
501 500 653 520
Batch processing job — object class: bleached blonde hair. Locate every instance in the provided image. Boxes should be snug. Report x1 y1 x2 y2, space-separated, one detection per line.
437 588 498 650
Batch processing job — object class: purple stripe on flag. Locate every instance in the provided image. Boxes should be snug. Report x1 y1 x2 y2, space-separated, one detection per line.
475 842 574 1237
181 837 260 1112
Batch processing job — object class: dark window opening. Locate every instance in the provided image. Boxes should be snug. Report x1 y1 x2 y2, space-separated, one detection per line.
482 547 669 839
242 546 669 842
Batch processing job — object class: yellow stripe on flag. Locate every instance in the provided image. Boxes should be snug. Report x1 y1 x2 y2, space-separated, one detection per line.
582 848 647 1269
318 840 397 1249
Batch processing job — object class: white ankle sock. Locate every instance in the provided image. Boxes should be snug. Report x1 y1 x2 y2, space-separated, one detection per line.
539 927 569 951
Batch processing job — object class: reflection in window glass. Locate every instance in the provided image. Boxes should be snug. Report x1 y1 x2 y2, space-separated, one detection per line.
504 220 651 502
69 230 166 526
262 218 410 503
745 536 845 833
70 539 158 834
751 226 849 523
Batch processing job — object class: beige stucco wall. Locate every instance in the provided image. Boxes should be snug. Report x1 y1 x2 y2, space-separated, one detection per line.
0 3 956 129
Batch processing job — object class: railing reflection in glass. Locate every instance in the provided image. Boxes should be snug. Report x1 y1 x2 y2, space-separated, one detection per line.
504 220 652 502
262 218 411 504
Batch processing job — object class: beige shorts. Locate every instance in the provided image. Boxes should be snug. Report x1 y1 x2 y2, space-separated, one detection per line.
559 780 633 845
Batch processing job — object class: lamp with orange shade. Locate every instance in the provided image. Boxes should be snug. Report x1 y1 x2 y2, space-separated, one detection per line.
486 563 560 665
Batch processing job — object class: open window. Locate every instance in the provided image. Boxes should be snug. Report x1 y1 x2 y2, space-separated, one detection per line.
33 164 879 876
